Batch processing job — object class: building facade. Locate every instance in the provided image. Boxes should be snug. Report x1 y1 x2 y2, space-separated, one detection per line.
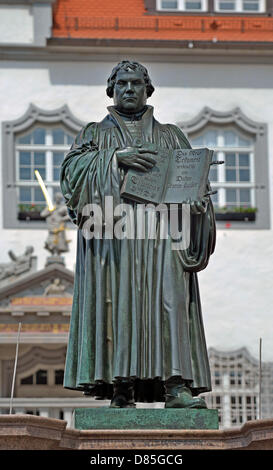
204 347 273 428
0 0 273 427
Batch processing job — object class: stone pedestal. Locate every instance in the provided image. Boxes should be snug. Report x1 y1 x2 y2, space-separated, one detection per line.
73 407 219 431
45 255 65 266
1 415 273 449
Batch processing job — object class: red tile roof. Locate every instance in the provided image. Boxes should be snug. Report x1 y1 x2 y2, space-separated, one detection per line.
52 0 273 43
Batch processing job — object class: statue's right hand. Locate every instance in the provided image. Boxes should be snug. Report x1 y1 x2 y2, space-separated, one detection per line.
116 146 157 172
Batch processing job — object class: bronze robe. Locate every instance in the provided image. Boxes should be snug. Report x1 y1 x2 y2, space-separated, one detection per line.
60 105 216 401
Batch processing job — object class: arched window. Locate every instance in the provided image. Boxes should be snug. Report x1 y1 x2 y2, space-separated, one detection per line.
190 127 255 210
16 125 75 220
2 104 84 228
180 107 270 229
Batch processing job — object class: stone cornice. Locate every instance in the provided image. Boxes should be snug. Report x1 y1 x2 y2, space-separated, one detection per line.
1 43 273 64
180 107 267 136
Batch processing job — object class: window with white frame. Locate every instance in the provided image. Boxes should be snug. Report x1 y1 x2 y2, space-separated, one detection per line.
181 107 269 229
2 104 83 229
16 125 74 218
191 127 255 210
205 395 223 425
157 0 207 11
203 348 260 428
215 0 265 13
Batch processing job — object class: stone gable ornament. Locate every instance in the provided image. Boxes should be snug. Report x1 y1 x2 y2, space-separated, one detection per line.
43 278 67 296
0 246 35 283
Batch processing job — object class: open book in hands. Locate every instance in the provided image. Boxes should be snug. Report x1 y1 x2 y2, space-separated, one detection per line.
121 148 214 204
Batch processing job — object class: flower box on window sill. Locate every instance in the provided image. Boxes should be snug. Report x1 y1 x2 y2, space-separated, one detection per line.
17 204 46 221
215 208 257 222
18 211 46 221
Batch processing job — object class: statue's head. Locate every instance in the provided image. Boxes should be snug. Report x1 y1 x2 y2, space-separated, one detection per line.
106 60 154 114
54 192 63 205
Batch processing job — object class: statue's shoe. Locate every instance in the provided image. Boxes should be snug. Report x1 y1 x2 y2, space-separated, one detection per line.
164 385 207 409
109 394 136 408
109 379 136 408
165 395 207 409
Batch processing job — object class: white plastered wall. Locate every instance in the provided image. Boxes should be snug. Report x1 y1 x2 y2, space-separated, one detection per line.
0 5 34 44
0 58 273 360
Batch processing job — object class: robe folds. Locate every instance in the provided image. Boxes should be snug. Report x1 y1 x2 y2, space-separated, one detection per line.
60 105 216 401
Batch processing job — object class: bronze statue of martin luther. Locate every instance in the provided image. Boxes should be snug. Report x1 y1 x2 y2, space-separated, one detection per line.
60 61 216 408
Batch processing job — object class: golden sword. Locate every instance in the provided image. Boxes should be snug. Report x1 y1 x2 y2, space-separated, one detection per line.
34 169 55 212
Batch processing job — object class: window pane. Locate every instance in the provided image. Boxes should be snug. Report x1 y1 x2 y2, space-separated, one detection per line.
34 152 45 166
18 133 31 144
19 187 31 202
226 169 236 182
19 167 31 180
240 188 251 203
53 151 64 166
19 151 31 165
224 130 236 147
225 153 236 167
52 128 65 145
226 189 237 203
239 153 250 167
35 167 46 180
53 167 60 181
238 136 251 147
36 369 47 385
21 374 33 385
66 133 74 146
243 1 259 11
34 187 45 202
185 1 202 9
191 135 203 146
219 1 235 9
161 0 178 8
55 369 64 385
33 128 45 145
239 169 250 182
205 130 218 146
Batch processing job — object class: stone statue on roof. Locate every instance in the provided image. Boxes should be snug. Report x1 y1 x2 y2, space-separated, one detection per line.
41 192 70 257
0 246 35 282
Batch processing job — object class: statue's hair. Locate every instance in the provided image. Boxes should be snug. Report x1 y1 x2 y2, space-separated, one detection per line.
106 60 155 98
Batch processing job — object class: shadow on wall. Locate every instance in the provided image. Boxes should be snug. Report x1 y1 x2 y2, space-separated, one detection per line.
2 61 273 89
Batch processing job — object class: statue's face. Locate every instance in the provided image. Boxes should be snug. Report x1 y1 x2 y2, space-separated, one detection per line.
113 69 147 114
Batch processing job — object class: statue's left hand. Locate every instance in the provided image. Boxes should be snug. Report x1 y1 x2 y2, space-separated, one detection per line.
186 197 209 215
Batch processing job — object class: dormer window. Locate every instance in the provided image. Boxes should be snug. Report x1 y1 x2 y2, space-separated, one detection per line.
215 0 265 12
156 0 265 12
157 0 207 11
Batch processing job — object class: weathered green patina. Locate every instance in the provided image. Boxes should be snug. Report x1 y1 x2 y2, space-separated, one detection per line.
60 61 216 404
74 408 219 430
